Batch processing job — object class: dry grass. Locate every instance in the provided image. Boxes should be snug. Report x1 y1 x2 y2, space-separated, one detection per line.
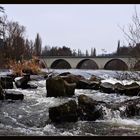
8 56 41 76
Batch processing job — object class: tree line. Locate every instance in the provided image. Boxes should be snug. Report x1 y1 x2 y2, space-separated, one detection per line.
41 46 96 57
0 6 42 68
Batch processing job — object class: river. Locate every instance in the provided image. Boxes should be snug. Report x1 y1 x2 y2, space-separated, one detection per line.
0 69 140 136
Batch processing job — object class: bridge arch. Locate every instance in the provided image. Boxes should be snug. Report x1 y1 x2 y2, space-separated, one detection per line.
76 59 99 69
134 60 140 70
50 59 71 69
104 59 128 70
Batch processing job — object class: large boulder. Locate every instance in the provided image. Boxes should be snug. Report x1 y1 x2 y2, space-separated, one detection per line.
49 100 78 123
0 76 13 89
78 95 103 121
46 76 76 97
124 82 140 96
100 82 115 93
114 82 140 96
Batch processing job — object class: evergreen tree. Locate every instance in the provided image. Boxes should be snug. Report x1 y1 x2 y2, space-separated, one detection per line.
93 48 96 56
86 49 89 56
91 48 93 56
34 33 42 56
117 40 120 55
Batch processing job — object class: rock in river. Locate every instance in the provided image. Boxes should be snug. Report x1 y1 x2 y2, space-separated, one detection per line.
46 76 76 97
78 94 103 121
124 82 140 96
5 91 24 100
15 74 30 89
114 82 126 94
77 79 100 90
0 76 14 89
49 100 78 123
100 82 115 93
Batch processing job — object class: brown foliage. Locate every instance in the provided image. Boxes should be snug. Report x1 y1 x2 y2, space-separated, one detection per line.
8 56 41 76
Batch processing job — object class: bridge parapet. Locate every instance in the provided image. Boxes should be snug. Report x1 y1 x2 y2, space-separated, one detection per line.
39 57 139 70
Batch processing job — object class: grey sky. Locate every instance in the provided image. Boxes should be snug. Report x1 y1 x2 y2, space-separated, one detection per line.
1 4 140 55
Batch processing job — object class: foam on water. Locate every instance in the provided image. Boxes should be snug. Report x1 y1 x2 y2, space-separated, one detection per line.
1 69 140 136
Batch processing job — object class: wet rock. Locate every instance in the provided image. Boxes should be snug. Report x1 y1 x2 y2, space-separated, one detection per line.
61 74 100 90
61 74 85 84
46 76 76 97
15 74 30 89
0 86 4 100
124 82 140 96
58 72 71 76
100 82 115 93
76 79 100 90
114 83 126 94
110 98 140 117
118 98 140 117
78 95 102 121
89 75 103 82
49 100 78 123
0 76 13 89
6 74 16 81
5 91 24 100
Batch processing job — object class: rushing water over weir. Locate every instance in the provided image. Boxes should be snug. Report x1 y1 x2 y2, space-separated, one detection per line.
1 69 140 136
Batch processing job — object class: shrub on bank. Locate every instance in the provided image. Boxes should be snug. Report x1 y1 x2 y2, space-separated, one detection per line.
8 56 41 76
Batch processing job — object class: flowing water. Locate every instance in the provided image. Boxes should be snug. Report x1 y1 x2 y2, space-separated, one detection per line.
0 69 140 136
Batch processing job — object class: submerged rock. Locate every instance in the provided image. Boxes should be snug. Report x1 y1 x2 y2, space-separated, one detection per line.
0 76 13 89
49 100 78 123
78 94 103 121
46 76 76 97
100 82 115 93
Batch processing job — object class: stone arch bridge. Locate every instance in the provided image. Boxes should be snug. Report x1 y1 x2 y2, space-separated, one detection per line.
39 56 140 70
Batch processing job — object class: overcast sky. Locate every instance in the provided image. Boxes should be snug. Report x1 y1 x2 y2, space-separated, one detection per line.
1 4 140 55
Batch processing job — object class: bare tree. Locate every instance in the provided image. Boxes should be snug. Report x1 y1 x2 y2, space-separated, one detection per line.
118 6 140 70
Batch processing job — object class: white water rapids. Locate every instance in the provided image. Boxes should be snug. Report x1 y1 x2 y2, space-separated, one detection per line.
0 69 140 136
